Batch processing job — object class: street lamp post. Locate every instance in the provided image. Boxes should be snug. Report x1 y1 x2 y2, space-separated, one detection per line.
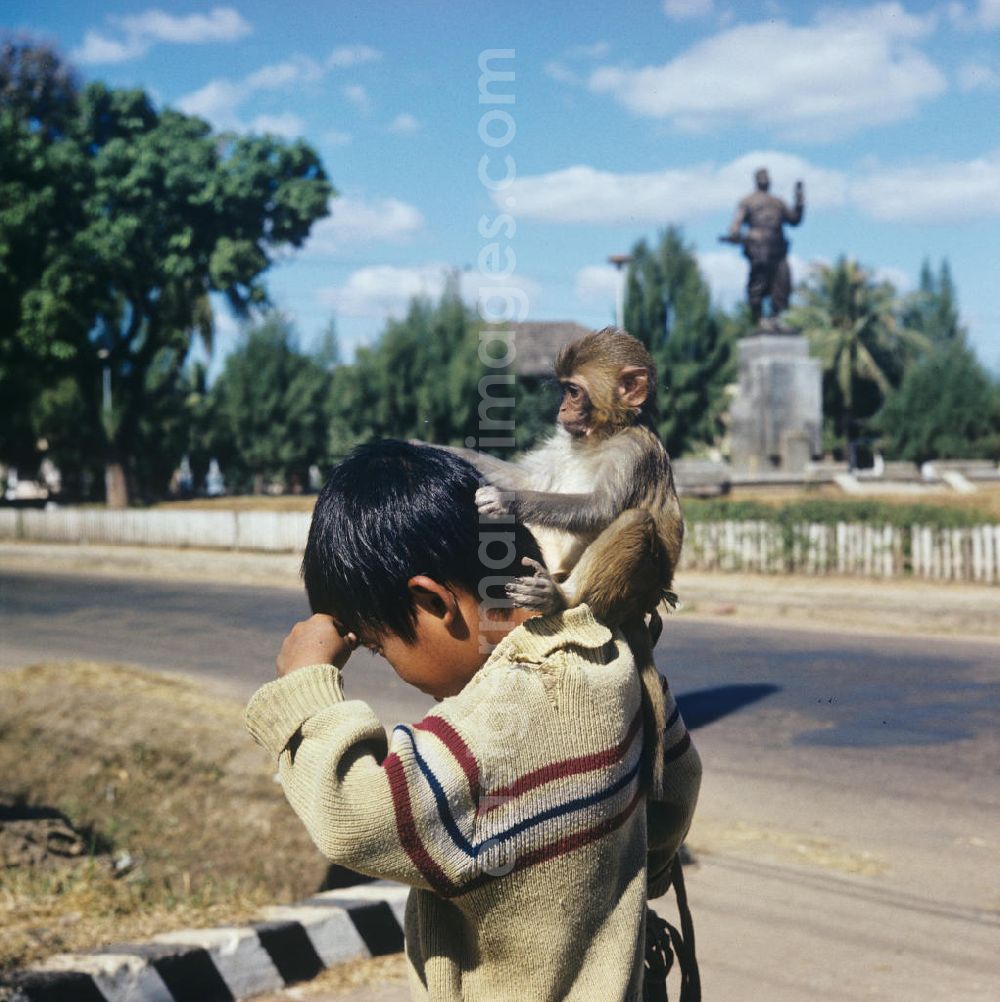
97 348 111 432
607 254 633 330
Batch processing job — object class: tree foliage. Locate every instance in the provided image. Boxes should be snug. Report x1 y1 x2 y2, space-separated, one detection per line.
0 41 332 504
624 227 735 457
876 339 1000 464
206 314 330 493
328 283 490 457
901 258 962 347
785 257 928 460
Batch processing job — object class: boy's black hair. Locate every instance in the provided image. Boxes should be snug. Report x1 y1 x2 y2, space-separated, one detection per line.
303 439 544 644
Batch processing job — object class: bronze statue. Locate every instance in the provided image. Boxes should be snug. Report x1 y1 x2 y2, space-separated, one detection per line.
720 168 804 324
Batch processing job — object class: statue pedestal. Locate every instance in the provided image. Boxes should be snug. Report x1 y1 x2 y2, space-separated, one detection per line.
730 325 822 474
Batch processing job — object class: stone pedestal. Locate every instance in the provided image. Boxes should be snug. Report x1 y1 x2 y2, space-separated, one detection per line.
730 327 822 473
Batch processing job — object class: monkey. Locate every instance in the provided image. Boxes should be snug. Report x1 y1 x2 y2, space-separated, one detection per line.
443 327 684 795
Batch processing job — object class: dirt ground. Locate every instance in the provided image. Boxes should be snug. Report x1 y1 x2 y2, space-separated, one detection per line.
0 660 330 972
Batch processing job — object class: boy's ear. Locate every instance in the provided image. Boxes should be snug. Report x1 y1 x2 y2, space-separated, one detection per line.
407 576 458 623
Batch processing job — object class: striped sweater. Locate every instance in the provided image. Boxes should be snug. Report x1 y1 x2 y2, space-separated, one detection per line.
245 605 701 1001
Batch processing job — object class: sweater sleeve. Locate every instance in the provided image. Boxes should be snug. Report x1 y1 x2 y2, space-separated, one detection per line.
245 664 478 893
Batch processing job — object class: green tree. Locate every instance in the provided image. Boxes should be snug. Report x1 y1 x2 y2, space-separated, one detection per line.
327 282 488 457
785 257 928 463
876 339 1000 463
208 314 331 493
623 227 735 457
902 258 962 347
0 42 333 505
0 41 85 470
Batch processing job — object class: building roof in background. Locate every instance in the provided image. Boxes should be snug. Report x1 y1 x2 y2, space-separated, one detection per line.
508 321 591 377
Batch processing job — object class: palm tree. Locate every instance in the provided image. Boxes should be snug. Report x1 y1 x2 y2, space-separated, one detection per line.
786 257 928 465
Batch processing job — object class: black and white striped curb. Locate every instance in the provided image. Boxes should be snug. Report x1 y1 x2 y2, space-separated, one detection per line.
3 881 407 1002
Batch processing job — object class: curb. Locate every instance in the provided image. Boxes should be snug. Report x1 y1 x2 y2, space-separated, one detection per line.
3 882 408 1002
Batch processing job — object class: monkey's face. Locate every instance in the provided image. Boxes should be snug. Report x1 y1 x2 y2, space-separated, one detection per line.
558 378 592 437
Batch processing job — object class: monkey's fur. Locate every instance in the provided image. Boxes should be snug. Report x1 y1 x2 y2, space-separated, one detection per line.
452 328 683 796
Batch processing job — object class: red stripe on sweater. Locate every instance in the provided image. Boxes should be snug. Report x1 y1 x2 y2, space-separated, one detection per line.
384 750 457 896
458 781 644 898
480 708 643 813
413 716 480 797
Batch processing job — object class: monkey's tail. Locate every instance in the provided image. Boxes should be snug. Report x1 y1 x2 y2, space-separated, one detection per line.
625 614 668 800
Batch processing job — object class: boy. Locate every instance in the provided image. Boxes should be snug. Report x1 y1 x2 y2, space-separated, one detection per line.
245 440 701 1001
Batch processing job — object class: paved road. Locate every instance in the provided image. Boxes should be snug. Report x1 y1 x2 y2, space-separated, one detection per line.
2 568 998 999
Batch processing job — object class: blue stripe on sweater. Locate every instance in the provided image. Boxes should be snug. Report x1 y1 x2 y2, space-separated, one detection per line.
393 724 641 861
395 724 476 856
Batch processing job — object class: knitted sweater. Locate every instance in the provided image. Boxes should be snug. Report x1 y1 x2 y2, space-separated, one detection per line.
245 605 701 1002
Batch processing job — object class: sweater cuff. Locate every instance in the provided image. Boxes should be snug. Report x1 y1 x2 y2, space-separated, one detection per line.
244 663 345 756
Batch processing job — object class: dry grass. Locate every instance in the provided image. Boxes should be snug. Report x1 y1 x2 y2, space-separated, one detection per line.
251 955 410 1000
727 482 1000 520
0 661 329 973
151 495 316 512
152 484 1000 520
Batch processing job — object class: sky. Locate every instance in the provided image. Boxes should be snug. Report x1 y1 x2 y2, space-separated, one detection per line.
6 0 1000 373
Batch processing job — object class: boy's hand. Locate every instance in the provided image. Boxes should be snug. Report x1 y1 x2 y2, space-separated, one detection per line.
276 614 357 678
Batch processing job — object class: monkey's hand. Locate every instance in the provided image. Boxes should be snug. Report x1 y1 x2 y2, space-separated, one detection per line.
505 557 567 615
476 485 514 519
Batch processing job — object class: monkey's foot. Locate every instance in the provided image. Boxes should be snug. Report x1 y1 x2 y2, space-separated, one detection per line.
505 557 566 614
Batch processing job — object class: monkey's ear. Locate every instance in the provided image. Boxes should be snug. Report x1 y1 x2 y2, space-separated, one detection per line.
618 366 650 408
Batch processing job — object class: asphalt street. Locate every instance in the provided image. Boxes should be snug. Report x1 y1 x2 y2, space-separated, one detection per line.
2 567 998 999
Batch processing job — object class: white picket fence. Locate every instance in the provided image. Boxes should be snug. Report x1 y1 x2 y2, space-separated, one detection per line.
682 519 1000 583
0 509 997 584
0 507 312 553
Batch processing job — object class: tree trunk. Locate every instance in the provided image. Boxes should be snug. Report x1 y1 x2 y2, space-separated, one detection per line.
105 460 129 508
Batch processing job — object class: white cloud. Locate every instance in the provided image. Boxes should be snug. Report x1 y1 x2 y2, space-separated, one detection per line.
575 265 622 307
73 32 135 65
696 250 751 307
663 0 713 20
326 44 382 68
873 265 914 292
958 62 1000 91
566 41 611 58
245 56 323 90
177 44 379 133
73 6 250 64
948 0 1000 28
589 3 945 140
343 84 372 114
304 196 425 256
248 113 306 138
318 264 448 317
503 147 1000 228
317 264 542 320
177 79 244 128
546 41 611 85
544 61 579 85
498 150 848 225
178 56 324 131
324 129 353 146
388 113 422 135
850 151 1000 223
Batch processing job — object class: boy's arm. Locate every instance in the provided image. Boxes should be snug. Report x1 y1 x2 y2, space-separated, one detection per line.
245 618 478 894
